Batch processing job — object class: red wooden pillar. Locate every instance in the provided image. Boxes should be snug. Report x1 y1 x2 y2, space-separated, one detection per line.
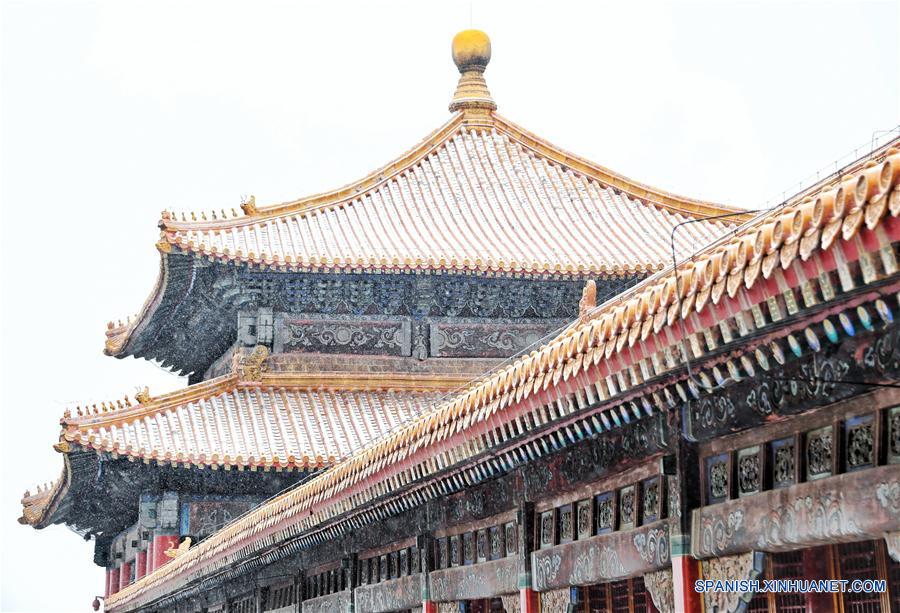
108 567 120 596
519 588 539 613
104 568 113 597
135 549 148 580
119 561 132 590
421 602 437 613
152 534 180 570
672 553 702 613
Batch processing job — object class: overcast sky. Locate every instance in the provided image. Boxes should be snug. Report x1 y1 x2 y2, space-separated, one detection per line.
1 1 897 611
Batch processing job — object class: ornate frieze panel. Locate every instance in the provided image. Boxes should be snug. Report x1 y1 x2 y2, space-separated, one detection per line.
276 316 411 356
700 551 765 613
428 557 518 602
301 590 351 613
237 270 640 320
180 495 263 540
354 574 423 613
431 465 514 529
531 521 670 591
692 464 900 558
429 322 557 358
686 322 900 442
522 413 672 501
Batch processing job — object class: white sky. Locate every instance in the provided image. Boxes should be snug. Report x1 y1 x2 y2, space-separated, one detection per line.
1 1 897 611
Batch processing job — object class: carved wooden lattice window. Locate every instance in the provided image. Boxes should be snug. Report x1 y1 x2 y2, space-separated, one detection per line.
610 579 630 611
888 406 900 465
581 584 605 612
540 510 556 549
358 558 368 585
770 549 807 613
642 477 661 522
450 535 461 567
737 446 762 497
399 548 409 576
232 596 254 613
596 492 614 534
505 522 517 556
463 532 475 566
476 529 488 563
370 555 380 583
490 526 504 560
705 454 729 504
619 486 636 530
559 504 574 543
411 545 420 574
771 437 796 489
837 540 885 613
631 576 656 612
265 583 295 610
436 537 448 570
805 426 833 481
577 499 593 540
745 592 769 613
844 415 875 471
379 555 388 581
388 552 398 579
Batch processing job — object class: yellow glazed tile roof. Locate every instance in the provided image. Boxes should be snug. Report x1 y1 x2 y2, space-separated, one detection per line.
158 113 745 276
58 376 445 471
105 145 900 610
20 368 466 528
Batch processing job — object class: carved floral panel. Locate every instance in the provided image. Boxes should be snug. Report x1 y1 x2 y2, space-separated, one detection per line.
805 426 833 481
279 317 411 356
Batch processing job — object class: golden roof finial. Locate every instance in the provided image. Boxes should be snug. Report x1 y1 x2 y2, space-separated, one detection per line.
449 30 496 114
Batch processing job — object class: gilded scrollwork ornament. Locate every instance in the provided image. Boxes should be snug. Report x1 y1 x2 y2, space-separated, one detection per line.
644 569 675 613
701 551 765 613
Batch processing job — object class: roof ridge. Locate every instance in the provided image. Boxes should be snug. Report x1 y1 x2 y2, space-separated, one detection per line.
60 374 238 429
59 370 468 432
161 113 468 230
159 112 751 233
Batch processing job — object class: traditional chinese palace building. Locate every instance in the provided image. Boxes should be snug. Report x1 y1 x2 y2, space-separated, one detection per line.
20 30 900 613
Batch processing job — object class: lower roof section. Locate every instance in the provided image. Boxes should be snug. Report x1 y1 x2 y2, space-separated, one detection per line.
61 379 445 470
21 352 485 530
